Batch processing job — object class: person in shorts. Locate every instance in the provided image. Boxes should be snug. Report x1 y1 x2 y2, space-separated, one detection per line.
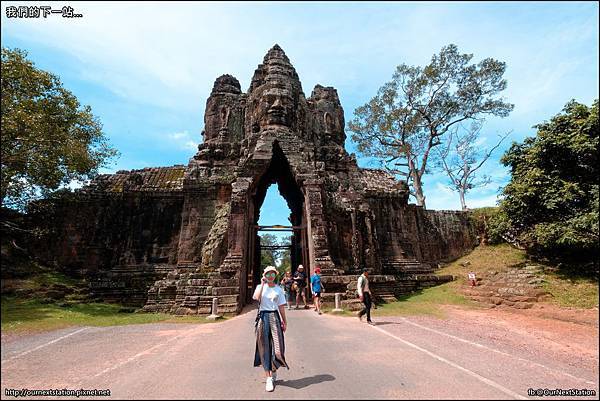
293 264 308 309
310 266 325 315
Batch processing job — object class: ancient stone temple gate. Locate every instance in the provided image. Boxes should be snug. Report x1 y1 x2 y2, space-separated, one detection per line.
36 45 476 314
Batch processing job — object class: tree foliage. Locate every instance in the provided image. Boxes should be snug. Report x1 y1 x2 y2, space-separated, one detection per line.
259 234 292 281
469 207 514 246
1 47 118 210
499 99 598 261
259 233 278 268
348 44 513 208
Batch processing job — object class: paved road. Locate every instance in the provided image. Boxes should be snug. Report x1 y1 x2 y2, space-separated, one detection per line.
1 306 598 399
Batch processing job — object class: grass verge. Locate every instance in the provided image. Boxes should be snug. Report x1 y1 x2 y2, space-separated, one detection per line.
541 274 598 309
1 296 218 336
373 283 479 318
328 243 597 318
435 243 527 287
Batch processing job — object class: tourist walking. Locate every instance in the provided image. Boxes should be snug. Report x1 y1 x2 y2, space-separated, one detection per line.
253 266 289 392
281 271 294 310
293 265 308 309
357 268 374 324
310 266 325 315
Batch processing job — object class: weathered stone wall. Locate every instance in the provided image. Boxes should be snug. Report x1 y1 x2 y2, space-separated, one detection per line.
325 196 477 274
29 167 187 305
422 209 478 263
177 183 232 266
365 199 476 268
33 193 182 274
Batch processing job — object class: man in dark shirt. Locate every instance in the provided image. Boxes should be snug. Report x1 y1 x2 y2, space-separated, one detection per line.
293 264 308 309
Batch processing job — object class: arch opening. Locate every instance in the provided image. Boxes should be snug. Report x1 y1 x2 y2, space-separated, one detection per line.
244 142 308 304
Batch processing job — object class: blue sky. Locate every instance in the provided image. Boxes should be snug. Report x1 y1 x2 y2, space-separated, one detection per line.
2 1 598 229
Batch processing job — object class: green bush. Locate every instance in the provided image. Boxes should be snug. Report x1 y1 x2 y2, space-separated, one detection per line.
469 207 511 245
498 99 598 265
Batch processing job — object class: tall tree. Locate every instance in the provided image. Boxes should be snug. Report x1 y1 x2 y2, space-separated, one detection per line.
499 99 598 263
278 235 292 273
435 121 510 210
259 233 279 267
348 44 513 208
1 47 118 210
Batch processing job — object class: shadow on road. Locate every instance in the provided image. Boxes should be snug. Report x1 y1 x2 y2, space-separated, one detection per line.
277 374 335 389
371 321 401 326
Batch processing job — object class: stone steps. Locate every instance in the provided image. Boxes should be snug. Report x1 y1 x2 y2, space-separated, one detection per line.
341 299 364 311
319 268 344 276
463 265 550 309
145 265 454 316
382 258 436 274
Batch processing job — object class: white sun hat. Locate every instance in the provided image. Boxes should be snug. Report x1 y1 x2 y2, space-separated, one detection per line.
297 264 304 270
263 266 278 275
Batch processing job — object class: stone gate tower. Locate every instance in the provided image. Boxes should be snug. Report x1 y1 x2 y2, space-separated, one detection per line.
36 45 476 314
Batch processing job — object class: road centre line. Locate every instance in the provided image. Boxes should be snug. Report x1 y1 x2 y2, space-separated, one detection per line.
1 327 89 364
370 324 529 400
399 317 597 386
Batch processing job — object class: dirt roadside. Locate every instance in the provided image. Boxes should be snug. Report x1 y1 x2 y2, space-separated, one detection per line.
428 302 599 376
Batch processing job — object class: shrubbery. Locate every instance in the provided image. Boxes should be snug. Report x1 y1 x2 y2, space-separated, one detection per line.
469 207 512 246
493 99 598 266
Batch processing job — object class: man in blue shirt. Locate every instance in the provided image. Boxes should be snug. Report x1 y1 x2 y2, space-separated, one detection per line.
310 266 325 315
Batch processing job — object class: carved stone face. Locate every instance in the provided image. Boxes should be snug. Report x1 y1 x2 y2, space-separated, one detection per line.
204 97 226 142
254 85 295 129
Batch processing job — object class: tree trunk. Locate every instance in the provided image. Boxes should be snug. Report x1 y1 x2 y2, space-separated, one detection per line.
459 188 467 211
412 173 427 208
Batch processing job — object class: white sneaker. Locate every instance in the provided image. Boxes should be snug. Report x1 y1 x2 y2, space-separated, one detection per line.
266 377 274 392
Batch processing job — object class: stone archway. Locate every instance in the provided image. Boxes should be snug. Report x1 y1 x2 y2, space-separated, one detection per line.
243 141 308 304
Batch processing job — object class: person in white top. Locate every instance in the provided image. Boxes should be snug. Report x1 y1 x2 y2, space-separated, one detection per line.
357 268 373 324
253 266 289 392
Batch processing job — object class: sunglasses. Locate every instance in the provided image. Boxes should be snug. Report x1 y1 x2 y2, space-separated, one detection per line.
265 272 277 277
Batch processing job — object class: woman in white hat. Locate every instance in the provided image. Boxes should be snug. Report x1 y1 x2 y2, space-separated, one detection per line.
253 265 289 392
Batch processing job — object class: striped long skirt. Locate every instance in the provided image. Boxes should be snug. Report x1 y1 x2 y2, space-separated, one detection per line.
254 310 289 372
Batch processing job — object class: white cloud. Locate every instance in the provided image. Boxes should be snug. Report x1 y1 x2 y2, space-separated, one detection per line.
2 2 255 112
167 131 198 151
425 182 459 211
467 194 501 209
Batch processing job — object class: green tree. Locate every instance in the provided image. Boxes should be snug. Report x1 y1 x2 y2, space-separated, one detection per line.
1 47 118 210
259 233 278 268
348 44 513 208
277 235 292 279
499 99 598 262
